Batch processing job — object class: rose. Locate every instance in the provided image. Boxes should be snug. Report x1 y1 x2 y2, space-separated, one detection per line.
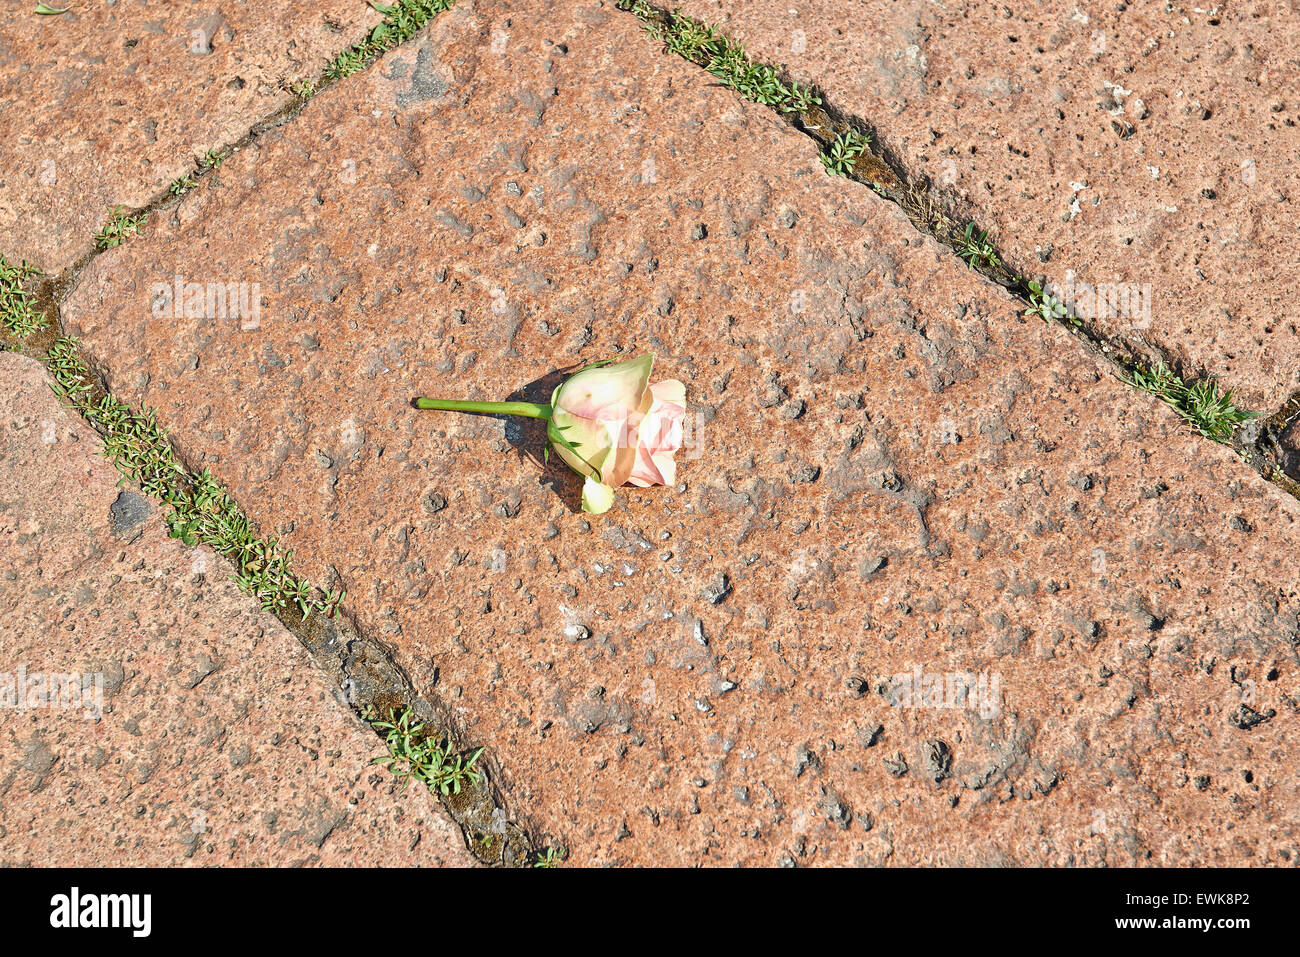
547 355 686 512
627 380 687 487
415 353 686 514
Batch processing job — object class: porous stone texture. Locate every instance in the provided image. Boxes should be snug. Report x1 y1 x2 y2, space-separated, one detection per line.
1282 418 1300 484
62 0 1300 866
672 0 1300 413
0 0 383 274
0 354 476 867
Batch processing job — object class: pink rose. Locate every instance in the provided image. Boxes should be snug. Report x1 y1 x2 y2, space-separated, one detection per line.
626 379 686 489
416 353 687 514
548 355 686 513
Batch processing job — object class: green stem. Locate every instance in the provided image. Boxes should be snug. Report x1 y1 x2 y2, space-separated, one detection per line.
414 398 552 419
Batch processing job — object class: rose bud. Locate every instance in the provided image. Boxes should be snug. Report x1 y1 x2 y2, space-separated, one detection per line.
415 353 686 514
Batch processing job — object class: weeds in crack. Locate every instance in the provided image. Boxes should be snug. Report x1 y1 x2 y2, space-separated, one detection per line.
45 331 521 857
617 1 1273 458
620 1 821 114
369 707 484 797
900 180 954 236
199 147 226 171
94 206 148 251
532 846 566 868
169 148 228 198
45 336 341 616
0 255 47 338
618 0 658 20
325 0 455 81
821 128 870 178
1122 361 1257 442
955 223 1000 270
1023 279 1071 325
168 174 198 196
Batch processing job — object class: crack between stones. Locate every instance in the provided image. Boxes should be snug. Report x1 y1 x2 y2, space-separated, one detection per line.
614 1 1300 501
4 288 544 866
1 5 551 867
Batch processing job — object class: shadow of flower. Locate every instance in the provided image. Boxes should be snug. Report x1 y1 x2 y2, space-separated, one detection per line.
410 361 588 514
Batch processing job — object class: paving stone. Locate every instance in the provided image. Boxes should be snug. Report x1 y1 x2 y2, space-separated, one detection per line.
0 0 383 274
61 0 1300 866
0 354 476 867
673 0 1300 412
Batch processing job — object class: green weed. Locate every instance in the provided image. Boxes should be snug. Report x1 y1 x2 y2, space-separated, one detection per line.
956 223 1000 269
94 206 148 250
1122 361 1257 443
325 0 455 81
1024 279 1070 324
45 337 339 616
370 707 484 796
820 128 870 178
619 2 821 114
0 255 47 337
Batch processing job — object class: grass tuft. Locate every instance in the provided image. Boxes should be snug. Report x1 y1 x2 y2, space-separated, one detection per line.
1122 361 1257 442
0 255 48 337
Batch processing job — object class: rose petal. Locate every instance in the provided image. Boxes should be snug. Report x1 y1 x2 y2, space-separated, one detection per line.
553 354 653 421
581 477 615 514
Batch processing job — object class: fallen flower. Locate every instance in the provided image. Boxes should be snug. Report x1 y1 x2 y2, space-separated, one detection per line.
415 354 686 514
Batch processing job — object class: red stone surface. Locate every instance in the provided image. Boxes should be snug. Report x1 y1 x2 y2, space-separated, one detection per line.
0 354 476 867
673 0 1300 412
0 0 383 274
61 0 1300 865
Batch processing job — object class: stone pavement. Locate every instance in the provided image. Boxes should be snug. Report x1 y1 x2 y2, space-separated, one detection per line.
3 0 1299 867
674 0 1300 413
0 354 475 866
0 0 385 275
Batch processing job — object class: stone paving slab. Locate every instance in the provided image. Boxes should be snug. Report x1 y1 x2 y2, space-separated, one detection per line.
0 353 476 867
62 0 1300 866
672 0 1300 413
0 0 384 274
